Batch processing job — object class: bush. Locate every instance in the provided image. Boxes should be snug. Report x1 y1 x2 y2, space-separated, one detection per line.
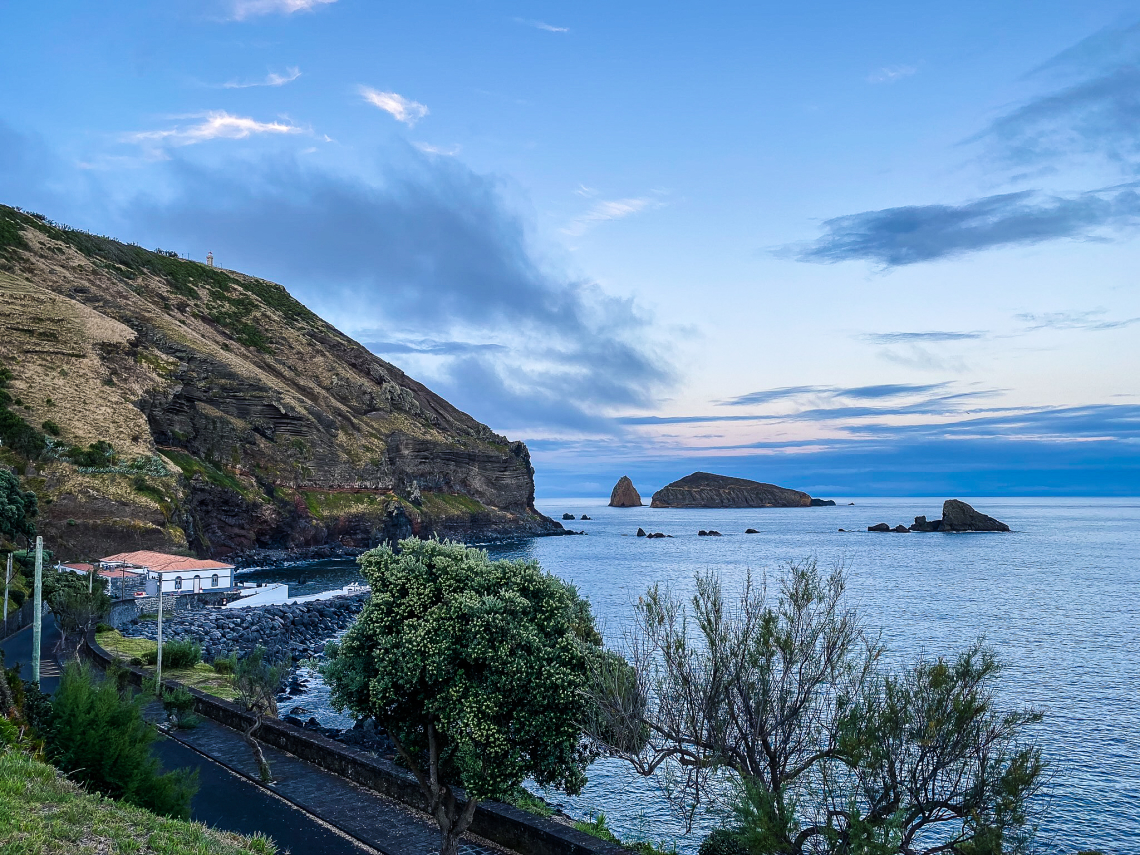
211 651 238 675
161 686 199 728
43 662 198 818
699 829 749 855
7 588 25 608
41 419 60 436
141 639 201 670
95 622 113 633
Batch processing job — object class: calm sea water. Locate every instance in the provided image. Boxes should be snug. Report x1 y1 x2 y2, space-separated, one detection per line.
261 497 1140 854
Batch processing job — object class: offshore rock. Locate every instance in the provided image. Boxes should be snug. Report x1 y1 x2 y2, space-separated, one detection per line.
810 498 837 506
636 527 647 537
562 513 576 520
608 476 643 507
868 523 891 532
940 500 1010 532
651 472 811 508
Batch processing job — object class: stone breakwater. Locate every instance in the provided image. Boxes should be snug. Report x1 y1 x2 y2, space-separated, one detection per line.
120 593 368 663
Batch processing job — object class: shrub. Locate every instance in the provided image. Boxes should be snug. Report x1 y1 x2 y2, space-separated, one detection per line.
699 829 748 855
211 651 238 675
161 686 198 728
41 419 60 436
43 662 198 818
95 622 113 633
141 639 201 670
7 588 25 608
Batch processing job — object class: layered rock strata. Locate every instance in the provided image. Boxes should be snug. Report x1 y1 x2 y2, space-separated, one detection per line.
651 472 811 508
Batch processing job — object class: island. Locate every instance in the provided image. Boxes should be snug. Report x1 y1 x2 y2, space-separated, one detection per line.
650 472 813 508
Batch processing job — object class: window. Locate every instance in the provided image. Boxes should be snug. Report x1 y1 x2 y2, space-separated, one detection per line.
174 576 182 591
212 574 219 587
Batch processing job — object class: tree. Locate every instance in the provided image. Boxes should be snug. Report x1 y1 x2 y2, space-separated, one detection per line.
45 661 198 818
586 559 1046 855
0 468 37 546
233 645 288 783
47 570 111 654
323 538 601 855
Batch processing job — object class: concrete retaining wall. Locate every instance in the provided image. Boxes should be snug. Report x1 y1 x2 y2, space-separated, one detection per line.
84 628 631 855
106 592 233 629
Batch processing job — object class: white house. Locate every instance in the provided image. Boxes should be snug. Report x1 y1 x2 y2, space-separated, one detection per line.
99 550 236 595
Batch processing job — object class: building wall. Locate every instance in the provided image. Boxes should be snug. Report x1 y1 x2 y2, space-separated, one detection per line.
159 568 234 594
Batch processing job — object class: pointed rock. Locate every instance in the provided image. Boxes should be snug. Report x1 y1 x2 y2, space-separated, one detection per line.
609 475 644 507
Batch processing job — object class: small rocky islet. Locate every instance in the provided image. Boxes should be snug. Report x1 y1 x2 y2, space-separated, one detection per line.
864 500 1010 533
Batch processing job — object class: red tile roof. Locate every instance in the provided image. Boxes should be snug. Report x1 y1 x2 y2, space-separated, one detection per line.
99 550 234 573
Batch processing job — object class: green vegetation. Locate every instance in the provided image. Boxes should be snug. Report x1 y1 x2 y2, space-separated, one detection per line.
161 449 252 497
142 638 201 670
323 538 603 855
0 467 37 546
42 662 199 819
508 785 553 817
418 491 487 516
0 748 276 854
40 419 60 436
96 630 239 701
46 570 111 654
0 366 47 461
586 560 1047 855
300 489 383 518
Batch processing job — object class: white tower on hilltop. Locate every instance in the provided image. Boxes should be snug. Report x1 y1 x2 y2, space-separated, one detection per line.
206 251 214 267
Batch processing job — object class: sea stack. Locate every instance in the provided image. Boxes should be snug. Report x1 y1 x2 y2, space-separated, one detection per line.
650 472 811 508
609 476 644 507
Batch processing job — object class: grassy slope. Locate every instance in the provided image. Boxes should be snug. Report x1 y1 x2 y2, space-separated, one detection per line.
0 749 276 855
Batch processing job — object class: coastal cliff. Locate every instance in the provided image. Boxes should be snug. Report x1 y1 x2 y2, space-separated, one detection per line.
0 205 562 559
650 472 812 508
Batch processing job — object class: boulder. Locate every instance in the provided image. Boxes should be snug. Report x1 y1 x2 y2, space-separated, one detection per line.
868 523 891 532
698 530 708 536
562 513 576 520
909 515 942 532
940 500 1010 532
892 525 909 533
609 476 644 507
745 528 759 534
636 527 647 537
580 515 591 520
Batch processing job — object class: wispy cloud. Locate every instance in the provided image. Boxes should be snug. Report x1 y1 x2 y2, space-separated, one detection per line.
861 331 987 343
1017 309 1140 332
514 18 569 33
413 142 460 156
563 197 654 237
230 0 336 20
362 338 506 356
720 383 951 407
359 87 429 127
867 65 917 84
784 186 1140 266
221 67 301 89
127 111 304 147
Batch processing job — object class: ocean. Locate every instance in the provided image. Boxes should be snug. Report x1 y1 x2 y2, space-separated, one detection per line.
257 497 1140 854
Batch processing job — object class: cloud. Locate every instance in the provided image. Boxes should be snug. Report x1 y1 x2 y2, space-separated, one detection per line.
515 18 569 33
127 111 304 147
1017 309 1140 332
785 186 1140 266
413 142 460 156
360 87 429 127
861 331 987 343
563 197 653 237
867 65 917 84
230 0 336 20
118 146 672 436
221 67 302 89
720 383 952 407
361 338 507 356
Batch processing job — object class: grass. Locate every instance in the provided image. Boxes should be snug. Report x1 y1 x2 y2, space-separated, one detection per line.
417 491 487 516
96 631 239 702
300 489 384 519
0 749 277 854
159 450 254 499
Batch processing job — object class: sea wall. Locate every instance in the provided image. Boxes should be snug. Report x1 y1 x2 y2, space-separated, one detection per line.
84 628 631 855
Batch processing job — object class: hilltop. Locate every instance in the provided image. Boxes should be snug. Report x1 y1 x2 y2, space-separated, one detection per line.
0 204 561 559
650 472 812 508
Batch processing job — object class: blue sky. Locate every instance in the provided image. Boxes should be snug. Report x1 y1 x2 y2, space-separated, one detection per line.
1 1 1138 496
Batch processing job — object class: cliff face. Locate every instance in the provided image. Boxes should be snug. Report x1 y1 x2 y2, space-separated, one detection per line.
0 205 561 559
608 476 643 507
650 472 811 508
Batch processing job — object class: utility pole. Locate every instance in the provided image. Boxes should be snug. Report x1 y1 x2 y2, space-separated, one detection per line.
3 553 11 624
32 536 43 687
155 575 163 695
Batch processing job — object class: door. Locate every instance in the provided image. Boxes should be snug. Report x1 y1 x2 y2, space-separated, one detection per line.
194 575 202 594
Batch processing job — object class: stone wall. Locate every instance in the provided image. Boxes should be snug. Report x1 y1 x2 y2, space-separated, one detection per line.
84 628 631 855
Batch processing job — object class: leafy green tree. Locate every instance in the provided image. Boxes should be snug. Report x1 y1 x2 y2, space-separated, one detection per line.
588 559 1046 855
0 468 37 546
233 645 288 783
45 661 198 818
323 538 601 855
47 570 111 654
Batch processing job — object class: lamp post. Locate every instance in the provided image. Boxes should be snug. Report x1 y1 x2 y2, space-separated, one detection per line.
3 553 11 626
155 573 163 695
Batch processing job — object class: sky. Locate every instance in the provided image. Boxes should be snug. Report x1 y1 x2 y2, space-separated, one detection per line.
1 1 1138 497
